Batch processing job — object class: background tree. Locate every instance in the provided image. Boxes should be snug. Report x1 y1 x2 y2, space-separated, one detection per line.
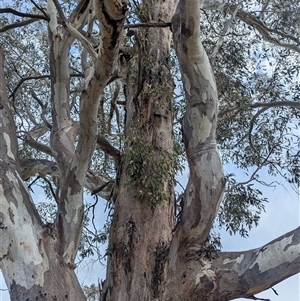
0 0 299 300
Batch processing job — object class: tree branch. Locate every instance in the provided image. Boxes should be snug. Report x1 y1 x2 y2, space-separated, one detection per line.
227 100 300 152
0 47 43 273
225 6 300 53
29 0 49 19
53 0 128 265
124 22 171 29
20 158 59 181
19 158 112 200
97 134 121 160
9 74 83 100
0 8 49 21
248 101 300 109
24 133 53 156
171 0 225 247
0 47 19 167
217 227 300 299
166 227 300 300
210 2 242 66
0 18 43 33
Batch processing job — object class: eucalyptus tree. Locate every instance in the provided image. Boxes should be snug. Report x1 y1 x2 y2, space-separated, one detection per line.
0 0 299 300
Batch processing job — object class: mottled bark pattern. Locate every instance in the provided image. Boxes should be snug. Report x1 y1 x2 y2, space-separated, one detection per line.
171 0 225 248
0 0 128 298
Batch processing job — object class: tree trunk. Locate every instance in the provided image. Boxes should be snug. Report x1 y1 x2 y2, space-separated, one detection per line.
0 46 86 301
101 0 177 300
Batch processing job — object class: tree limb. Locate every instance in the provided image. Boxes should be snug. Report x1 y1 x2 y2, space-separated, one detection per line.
9 74 83 100
248 101 300 109
171 0 225 247
124 22 171 29
29 0 49 19
167 227 300 300
0 8 49 21
210 2 242 66
0 47 43 275
24 133 53 156
97 134 121 160
0 18 43 33
19 158 112 200
217 227 300 299
225 6 300 53
223 100 300 152
53 0 128 265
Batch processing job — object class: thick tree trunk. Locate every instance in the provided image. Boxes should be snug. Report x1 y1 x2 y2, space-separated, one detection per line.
101 1 177 300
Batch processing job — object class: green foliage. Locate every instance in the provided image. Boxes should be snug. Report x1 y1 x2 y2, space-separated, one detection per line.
218 174 268 237
78 205 111 260
124 127 183 208
82 284 100 301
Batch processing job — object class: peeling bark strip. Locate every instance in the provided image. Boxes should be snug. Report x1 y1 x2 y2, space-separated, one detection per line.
171 0 225 247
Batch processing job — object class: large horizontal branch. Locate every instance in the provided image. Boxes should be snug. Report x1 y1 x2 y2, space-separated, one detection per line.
9 74 83 99
167 227 300 300
24 133 53 156
248 101 300 109
20 158 112 200
246 100 300 150
20 158 59 180
217 226 300 299
223 100 300 119
0 18 43 33
124 22 171 29
97 134 121 160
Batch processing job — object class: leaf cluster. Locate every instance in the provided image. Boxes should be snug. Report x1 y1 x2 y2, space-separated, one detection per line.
218 174 268 237
124 127 184 208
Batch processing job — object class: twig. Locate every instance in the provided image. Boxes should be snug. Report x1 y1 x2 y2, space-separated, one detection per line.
0 18 43 33
29 0 49 19
271 287 279 296
246 296 270 301
0 8 48 20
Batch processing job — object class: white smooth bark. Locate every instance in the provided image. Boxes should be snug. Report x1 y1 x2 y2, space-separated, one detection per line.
171 0 225 248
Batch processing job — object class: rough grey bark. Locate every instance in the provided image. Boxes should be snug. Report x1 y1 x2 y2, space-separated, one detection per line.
101 1 178 300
